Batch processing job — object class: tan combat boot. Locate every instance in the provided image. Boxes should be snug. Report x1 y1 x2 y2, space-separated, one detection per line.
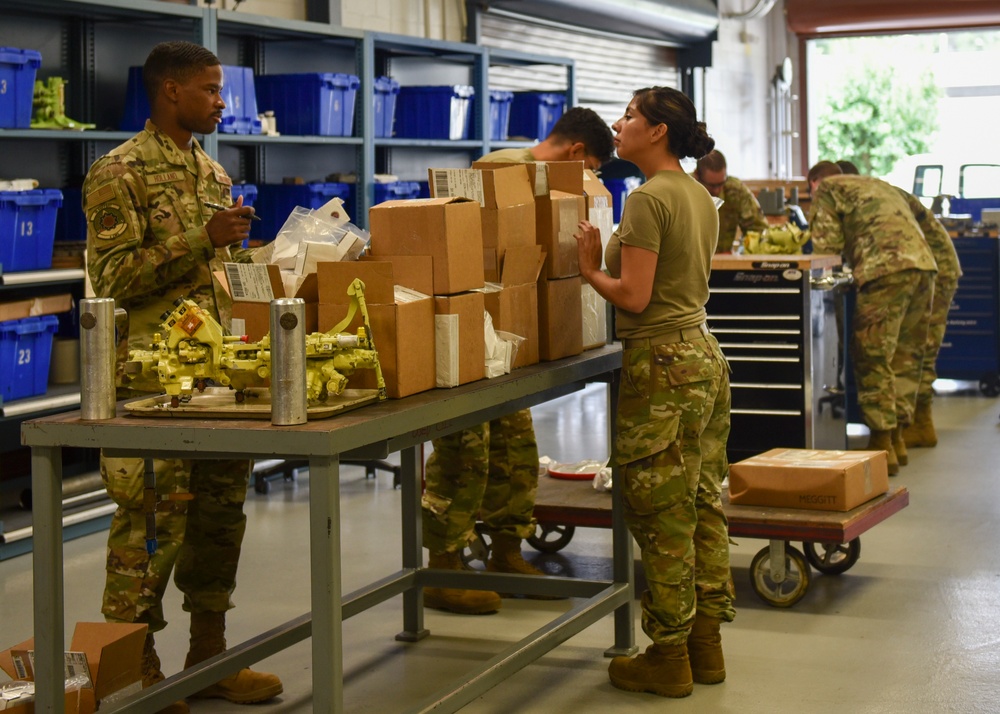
486 533 563 599
892 425 908 466
902 402 937 447
687 612 725 684
424 550 502 614
608 643 693 698
141 633 190 714
867 429 899 475
184 611 283 704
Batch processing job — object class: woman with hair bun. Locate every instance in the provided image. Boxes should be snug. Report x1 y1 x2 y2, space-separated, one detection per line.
575 87 734 699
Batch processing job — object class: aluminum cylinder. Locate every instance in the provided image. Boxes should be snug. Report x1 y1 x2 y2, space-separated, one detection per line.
270 298 307 426
79 298 117 420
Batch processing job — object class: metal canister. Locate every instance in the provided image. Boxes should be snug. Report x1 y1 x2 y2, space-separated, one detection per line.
79 298 117 420
269 298 307 425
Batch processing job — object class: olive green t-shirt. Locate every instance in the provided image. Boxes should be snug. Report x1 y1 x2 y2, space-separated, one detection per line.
478 147 536 164
605 170 718 339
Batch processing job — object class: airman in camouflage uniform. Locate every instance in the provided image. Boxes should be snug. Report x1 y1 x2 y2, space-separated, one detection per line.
422 109 614 615
897 189 962 447
694 150 769 253
85 41 279 710
808 163 937 472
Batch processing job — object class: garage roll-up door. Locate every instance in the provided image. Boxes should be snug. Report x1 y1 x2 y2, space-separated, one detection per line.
786 0 1000 36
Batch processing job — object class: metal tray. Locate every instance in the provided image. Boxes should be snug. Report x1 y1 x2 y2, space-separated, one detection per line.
123 387 380 420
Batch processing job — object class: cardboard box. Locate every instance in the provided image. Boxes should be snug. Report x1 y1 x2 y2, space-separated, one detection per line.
583 169 615 269
359 254 434 296
478 244 544 369
368 197 485 295
536 190 586 279
0 293 73 323
729 449 890 512
537 277 583 361
428 164 536 282
580 279 608 350
434 292 485 388
0 622 146 714
221 262 318 341
317 261 435 398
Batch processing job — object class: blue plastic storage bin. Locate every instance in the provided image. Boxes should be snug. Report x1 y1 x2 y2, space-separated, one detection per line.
373 76 399 138
508 92 566 141
0 189 63 272
55 187 85 243
120 65 261 134
602 176 643 223
489 90 513 141
0 47 42 129
253 182 352 242
347 181 421 222
231 184 258 248
256 73 359 136
0 315 59 402
395 85 475 140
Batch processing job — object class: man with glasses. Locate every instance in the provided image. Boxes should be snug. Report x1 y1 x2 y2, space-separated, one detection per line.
694 150 768 253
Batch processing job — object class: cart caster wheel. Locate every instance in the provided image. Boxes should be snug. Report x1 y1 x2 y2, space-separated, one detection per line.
979 373 1000 397
749 543 811 607
803 538 861 575
527 524 576 553
461 532 490 567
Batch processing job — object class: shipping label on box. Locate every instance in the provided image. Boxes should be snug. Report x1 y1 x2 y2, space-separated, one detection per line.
729 448 889 512
433 292 485 387
581 279 608 350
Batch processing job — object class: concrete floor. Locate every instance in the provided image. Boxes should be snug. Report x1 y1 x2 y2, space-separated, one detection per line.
2 383 999 713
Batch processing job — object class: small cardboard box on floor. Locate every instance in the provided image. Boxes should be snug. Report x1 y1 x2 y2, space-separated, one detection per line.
221 262 318 341
729 448 889 512
537 276 583 361
0 622 146 714
317 260 435 398
476 244 545 369
367 196 485 295
428 164 536 283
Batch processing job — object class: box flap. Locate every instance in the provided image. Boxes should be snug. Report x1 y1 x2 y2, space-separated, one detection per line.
317 261 395 305
501 244 545 286
429 165 533 210
70 622 146 702
539 161 585 195
0 638 34 680
360 254 434 295
376 196 474 209
583 169 613 207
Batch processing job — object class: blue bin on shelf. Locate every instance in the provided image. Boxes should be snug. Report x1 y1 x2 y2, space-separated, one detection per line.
395 85 475 140
374 76 399 138
508 92 566 141
256 73 359 136
55 187 85 243
416 181 431 199
0 315 59 402
121 65 261 134
0 189 63 272
253 182 352 242
0 47 42 129
602 176 643 223
490 90 513 141
231 184 258 248
348 181 421 221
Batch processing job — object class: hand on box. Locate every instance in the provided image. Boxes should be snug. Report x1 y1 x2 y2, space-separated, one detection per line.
574 219 603 278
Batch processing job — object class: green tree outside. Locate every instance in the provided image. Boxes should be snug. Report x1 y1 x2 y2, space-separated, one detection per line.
816 63 941 177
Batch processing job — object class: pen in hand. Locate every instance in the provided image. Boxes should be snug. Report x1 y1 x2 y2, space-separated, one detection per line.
205 201 261 221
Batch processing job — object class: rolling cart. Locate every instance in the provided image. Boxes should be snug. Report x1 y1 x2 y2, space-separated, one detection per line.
503 474 909 608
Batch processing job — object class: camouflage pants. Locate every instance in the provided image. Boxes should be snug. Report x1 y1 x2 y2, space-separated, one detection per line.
101 452 252 633
852 270 935 430
422 408 539 553
915 278 958 407
615 332 735 646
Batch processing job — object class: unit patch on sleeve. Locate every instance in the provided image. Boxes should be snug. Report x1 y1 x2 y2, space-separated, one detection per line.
92 205 129 240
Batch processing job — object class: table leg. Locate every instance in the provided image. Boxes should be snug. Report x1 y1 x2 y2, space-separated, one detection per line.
397 445 428 642
309 455 343 713
32 445 65 713
605 372 637 657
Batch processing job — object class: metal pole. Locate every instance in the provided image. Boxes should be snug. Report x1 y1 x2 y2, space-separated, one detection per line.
79 297 117 420
269 298 307 426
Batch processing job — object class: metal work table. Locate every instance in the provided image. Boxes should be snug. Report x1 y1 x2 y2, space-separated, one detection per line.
22 345 633 713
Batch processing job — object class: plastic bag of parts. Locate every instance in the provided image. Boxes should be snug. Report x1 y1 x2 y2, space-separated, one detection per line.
272 198 370 271
542 457 612 491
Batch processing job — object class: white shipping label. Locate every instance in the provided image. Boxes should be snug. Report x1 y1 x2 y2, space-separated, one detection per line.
591 196 610 209
533 165 550 196
558 200 580 234
224 263 275 303
430 169 486 206
435 314 460 388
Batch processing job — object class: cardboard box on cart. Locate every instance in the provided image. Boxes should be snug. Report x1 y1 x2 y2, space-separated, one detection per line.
367 196 484 295
428 164 536 282
478 244 545 369
729 448 889 512
0 622 147 714
317 260 435 398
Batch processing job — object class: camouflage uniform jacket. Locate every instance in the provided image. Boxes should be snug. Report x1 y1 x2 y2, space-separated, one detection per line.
896 188 962 282
716 175 768 253
84 120 252 385
808 175 937 288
